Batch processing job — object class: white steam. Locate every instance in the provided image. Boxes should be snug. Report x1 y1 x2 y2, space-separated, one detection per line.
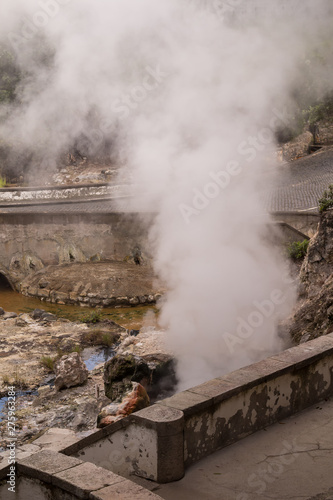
1 0 332 388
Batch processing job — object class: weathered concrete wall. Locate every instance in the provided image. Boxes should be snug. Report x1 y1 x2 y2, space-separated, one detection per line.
0 212 152 289
269 222 310 245
271 212 320 238
66 334 333 482
0 450 162 500
66 406 185 484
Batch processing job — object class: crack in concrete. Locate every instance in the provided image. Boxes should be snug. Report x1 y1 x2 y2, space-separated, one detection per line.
256 447 320 464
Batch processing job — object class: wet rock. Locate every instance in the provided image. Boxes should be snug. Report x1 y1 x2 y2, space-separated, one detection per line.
55 352 89 391
141 353 177 400
31 309 45 320
3 312 18 320
97 382 149 428
0 308 4 316
104 354 150 401
104 353 176 402
40 312 57 322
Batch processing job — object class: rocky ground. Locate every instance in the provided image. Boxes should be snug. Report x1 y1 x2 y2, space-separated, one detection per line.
0 307 170 451
288 210 333 343
51 155 119 185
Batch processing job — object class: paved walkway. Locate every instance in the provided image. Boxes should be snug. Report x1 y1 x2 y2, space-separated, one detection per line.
266 146 333 212
139 398 333 500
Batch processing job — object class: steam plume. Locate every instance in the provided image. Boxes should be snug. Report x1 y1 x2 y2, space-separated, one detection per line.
0 0 332 388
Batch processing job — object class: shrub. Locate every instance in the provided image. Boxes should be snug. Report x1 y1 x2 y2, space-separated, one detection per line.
80 309 102 324
319 185 333 213
287 240 309 261
0 175 6 188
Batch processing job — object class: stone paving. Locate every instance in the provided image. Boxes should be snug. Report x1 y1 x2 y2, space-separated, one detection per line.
265 146 333 213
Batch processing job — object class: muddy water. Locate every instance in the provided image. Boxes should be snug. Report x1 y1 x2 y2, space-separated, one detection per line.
0 288 159 330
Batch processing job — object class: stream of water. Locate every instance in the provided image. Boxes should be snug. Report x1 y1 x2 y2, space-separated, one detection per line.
0 288 158 329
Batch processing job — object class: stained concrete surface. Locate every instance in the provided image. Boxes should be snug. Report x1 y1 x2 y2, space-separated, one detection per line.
148 398 333 500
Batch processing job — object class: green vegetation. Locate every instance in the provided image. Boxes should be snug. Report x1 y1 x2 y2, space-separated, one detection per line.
71 344 82 354
83 329 119 347
287 240 310 261
0 44 21 104
0 175 6 188
2 371 27 389
80 308 103 324
40 356 56 372
13 373 28 389
319 185 333 213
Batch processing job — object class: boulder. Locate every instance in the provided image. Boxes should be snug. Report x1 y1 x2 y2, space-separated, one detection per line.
40 312 57 322
142 353 177 400
97 382 150 428
31 309 45 320
104 354 150 401
104 353 177 402
0 307 5 316
54 352 89 391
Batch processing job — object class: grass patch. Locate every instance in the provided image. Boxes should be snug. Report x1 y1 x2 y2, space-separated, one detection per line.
287 240 309 261
70 344 82 354
1 372 28 389
40 356 56 372
83 329 119 347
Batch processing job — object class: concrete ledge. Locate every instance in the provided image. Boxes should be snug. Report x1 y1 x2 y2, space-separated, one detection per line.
17 450 83 484
0 450 161 500
158 334 333 466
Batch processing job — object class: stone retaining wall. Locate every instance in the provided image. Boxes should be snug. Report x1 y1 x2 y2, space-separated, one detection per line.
0 212 152 290
65 334 333 483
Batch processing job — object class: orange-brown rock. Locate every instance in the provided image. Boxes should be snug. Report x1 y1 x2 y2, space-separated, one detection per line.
97 382 150 428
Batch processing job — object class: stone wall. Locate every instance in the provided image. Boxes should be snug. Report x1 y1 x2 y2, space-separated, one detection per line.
65 334 333 483
0 212 152 289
